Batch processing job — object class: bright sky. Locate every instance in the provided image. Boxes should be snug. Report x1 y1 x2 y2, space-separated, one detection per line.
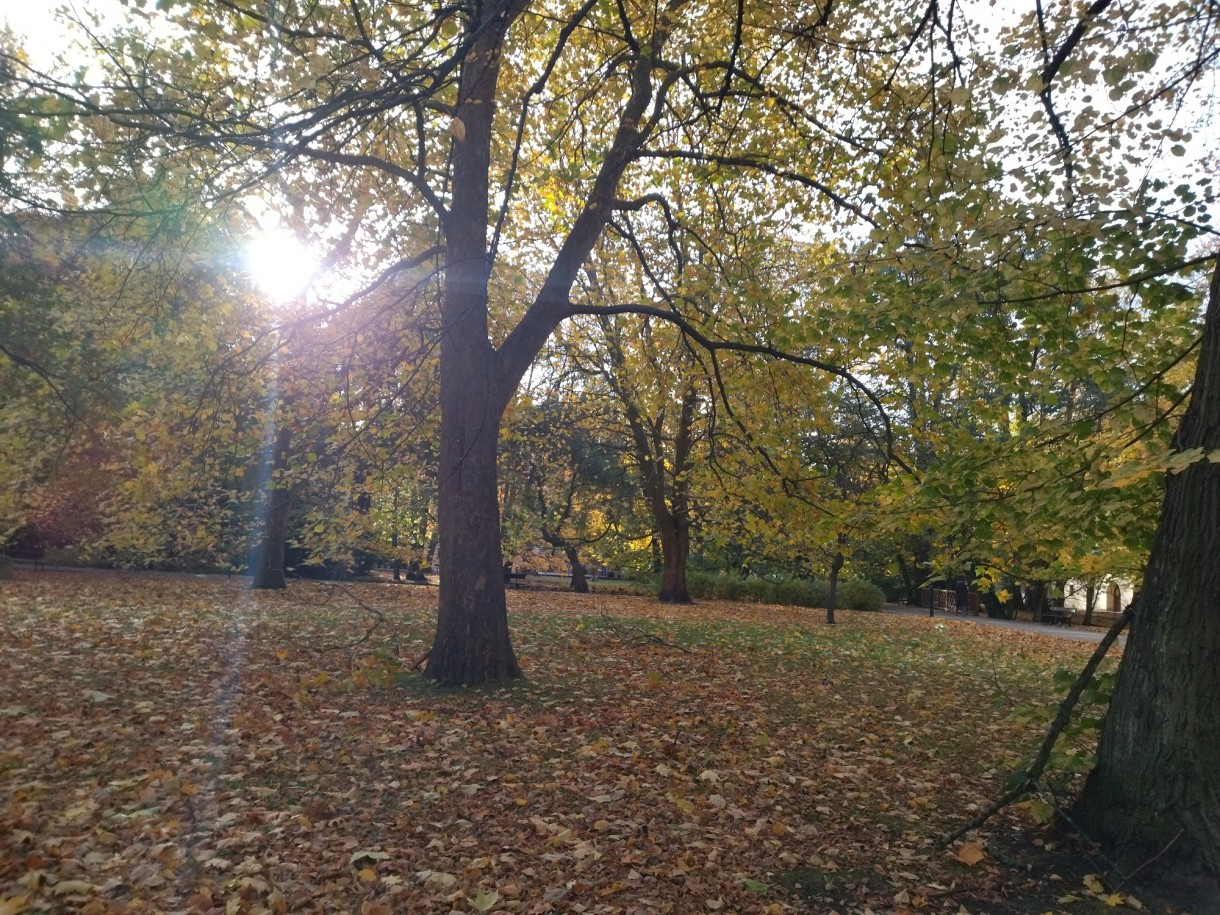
2 0 124 69
2 1 324 302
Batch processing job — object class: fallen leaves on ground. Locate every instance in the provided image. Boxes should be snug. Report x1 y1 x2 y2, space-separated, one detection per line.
1 573 1123 913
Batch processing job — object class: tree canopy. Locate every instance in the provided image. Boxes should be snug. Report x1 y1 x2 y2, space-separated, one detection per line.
1 0 1214 657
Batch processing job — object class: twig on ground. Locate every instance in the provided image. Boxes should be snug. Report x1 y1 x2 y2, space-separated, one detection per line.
939 607 1132 849
1114 829 1184 890
596 609 692 653
300 579 388 651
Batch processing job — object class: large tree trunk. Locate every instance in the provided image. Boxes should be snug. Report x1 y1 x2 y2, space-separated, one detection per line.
429 388 520 683
422 5 668 683
1073 259 1220 888
564 545 589 593
250 487 293 589
657 513 690 603
424 16 520 685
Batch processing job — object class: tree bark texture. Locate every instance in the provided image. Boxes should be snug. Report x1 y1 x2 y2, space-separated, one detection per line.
657 513 691 603
1073 259 1220 887
425 14 521 685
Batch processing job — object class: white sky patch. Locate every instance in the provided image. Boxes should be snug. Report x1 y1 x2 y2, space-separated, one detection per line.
1 1 126 70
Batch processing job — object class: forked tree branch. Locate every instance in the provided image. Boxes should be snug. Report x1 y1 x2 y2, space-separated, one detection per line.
570 301 913 476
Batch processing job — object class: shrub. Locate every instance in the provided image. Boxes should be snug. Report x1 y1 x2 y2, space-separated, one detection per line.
673 571 885 611
839 579 886 612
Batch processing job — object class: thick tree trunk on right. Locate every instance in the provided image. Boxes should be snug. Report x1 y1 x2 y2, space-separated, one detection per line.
1073 259 1220 889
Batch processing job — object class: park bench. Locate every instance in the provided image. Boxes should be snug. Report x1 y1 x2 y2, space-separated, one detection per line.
1041 607 1075 626
2 551 44 571
504 569 528 587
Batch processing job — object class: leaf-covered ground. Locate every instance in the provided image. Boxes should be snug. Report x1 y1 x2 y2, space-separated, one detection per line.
0 572 1167 914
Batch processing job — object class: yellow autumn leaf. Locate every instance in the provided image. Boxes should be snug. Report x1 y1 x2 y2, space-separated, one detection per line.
50 880 94 896
954 841 987 866
467 889 499 912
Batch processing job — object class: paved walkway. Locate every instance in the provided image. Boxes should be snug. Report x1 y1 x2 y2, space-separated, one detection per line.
882 603 1122 644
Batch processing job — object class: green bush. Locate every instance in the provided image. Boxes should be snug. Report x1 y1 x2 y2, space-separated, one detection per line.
669 571 884 611
839 579 886 612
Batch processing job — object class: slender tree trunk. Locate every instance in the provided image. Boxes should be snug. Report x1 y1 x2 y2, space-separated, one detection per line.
1073 259 1220 888
897 553 919 605
1083 581 1096 626
827 549 845 625
250 424 294 590
602 327 698 605
657 385 696 603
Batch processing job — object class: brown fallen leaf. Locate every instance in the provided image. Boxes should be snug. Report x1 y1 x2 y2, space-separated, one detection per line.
954 841 987 866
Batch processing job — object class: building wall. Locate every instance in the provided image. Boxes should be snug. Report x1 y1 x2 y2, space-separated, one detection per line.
1062 579 1135 614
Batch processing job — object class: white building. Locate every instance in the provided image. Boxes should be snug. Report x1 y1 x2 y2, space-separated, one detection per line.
1063 579 1135 616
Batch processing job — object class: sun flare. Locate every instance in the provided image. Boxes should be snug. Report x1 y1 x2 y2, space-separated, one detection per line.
245 231 318 302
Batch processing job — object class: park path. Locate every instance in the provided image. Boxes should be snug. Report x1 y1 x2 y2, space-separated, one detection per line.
882 603 1121 644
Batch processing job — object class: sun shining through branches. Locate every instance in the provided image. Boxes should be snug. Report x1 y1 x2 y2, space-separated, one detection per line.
244 231 318 304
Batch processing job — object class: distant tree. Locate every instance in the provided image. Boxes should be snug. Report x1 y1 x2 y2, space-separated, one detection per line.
501 384 630 592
